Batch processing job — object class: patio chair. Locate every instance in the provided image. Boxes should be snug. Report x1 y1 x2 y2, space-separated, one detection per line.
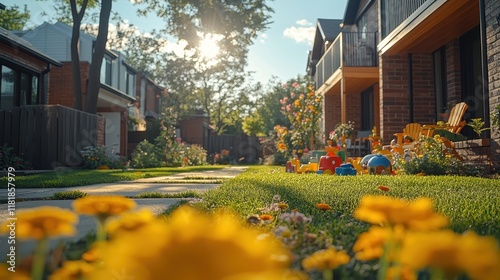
422 102 468 137
346 130 371 157
394 123 423 147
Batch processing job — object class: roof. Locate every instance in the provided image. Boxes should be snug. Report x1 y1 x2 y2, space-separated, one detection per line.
308 19 343 75
343 0 361 25
0 26 62 66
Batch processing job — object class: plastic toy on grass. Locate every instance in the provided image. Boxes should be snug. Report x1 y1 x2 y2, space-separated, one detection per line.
335 163 357 175
367 154 392 175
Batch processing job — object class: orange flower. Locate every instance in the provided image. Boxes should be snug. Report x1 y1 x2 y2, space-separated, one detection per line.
259 214 274 221
316 203 332 211
377 185 390 192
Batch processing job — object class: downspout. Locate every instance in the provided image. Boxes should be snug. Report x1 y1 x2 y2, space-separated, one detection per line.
479 0 490 138
41 63 51 105
408 53 414 122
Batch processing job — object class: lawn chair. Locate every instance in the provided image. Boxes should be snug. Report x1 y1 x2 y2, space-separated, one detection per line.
394 123 423 147
422 102 468 137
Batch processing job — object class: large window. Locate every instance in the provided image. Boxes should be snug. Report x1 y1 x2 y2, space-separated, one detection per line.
125 68 135 97
100 57 112 85
433 47 447 118
0 64 39 110
360 87 374 130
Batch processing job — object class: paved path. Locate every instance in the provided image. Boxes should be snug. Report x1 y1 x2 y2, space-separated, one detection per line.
0 166 247 258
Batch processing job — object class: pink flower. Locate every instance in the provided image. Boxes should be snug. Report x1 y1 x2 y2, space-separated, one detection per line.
282 83 288 88
292 82 299 88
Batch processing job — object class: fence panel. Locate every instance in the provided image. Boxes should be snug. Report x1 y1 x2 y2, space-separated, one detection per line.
0 105 100 169
207 134 262 164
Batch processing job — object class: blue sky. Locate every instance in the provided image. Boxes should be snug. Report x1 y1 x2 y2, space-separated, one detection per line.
6 0 348 85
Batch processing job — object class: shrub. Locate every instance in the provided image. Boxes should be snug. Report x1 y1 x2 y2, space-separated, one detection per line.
392 136 480 176
0 144 32 170
130 140 164 168
80 146 128 169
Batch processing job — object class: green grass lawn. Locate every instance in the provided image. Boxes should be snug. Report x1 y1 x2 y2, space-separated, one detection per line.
1 165 226 188
197 165 500 240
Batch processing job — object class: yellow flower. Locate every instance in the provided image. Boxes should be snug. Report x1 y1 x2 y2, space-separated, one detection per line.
400 230 463 278
277 202 289 210
105 209 155 237
386 265 417 280
354 196 448 230
90 206 291 280
0 206 77 240
302 247 350 271
315 203 332 211
353 226 389 261
72 195 136 220
457 231 500 280
49 260 94 280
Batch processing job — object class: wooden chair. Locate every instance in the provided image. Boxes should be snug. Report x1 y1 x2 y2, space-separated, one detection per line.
423 102 468 136
394 123 423 147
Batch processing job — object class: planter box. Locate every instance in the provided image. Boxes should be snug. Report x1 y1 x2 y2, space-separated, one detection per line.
454 139 491 172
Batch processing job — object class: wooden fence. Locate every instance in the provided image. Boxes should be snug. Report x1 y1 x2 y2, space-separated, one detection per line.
206 134 262 164
0 105 101 169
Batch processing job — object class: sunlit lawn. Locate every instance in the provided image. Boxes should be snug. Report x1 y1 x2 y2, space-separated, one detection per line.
1 165 226 188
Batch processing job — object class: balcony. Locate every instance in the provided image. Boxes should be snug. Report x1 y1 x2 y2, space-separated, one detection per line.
381 0 428 38
315 32 378 91
378 0 478 54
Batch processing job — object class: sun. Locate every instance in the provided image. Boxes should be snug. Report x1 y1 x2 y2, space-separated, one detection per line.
199 34 221 60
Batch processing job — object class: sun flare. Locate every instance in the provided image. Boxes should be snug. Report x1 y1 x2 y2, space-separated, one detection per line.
199 34 221 60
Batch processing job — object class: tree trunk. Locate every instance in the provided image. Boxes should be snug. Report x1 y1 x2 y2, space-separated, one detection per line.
69 0 89 111
84 0 112 114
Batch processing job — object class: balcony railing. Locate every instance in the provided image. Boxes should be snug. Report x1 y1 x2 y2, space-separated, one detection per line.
381 0 429 38
315 32 378 89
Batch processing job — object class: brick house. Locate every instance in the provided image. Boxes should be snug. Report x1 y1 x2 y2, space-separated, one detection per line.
18 22 164 156
310 0 500 167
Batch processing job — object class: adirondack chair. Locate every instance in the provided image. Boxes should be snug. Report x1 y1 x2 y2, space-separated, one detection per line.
423 102 468 136
394 123 423 146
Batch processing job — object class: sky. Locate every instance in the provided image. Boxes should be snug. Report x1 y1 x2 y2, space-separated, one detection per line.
5 0 348 86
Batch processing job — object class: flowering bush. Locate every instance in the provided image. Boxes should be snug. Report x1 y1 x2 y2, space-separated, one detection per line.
392 135 480 175
332 121 355 140
130 140 164 168
80 146 128 169
0 144 32 170
275 79 323 158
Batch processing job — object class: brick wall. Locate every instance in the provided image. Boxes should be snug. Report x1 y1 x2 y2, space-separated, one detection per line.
323 93 341 138
48 62 90 107
379 53 436 143
180 116 209 146
485 0 500 169
0 44 47 72
445 39 462 104
411 53 435 124
379 54 409 143
346 92 362 130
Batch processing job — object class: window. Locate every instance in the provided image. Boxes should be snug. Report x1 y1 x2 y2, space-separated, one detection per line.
433 47 447 117
100 57 112 85
140 79 146 116
125 69 135 97
1 66 14 110
0 64 40 110
360 87 374 130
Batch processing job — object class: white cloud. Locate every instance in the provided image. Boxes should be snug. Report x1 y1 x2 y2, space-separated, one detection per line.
259 33 268 44
283 25 315 45
296 19 312 26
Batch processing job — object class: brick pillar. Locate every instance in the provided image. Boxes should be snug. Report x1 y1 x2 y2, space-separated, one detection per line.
379 54 409 144
323 93 341 140
485 0 500 170
412 53 435 124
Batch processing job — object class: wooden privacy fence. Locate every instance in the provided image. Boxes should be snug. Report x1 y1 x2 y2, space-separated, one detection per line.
0 105 101 169
206 134 262 164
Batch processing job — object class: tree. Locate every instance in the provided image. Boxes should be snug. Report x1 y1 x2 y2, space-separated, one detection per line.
0 5 30 30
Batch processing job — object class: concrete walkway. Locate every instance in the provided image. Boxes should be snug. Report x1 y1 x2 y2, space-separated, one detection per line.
0 166 247 257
